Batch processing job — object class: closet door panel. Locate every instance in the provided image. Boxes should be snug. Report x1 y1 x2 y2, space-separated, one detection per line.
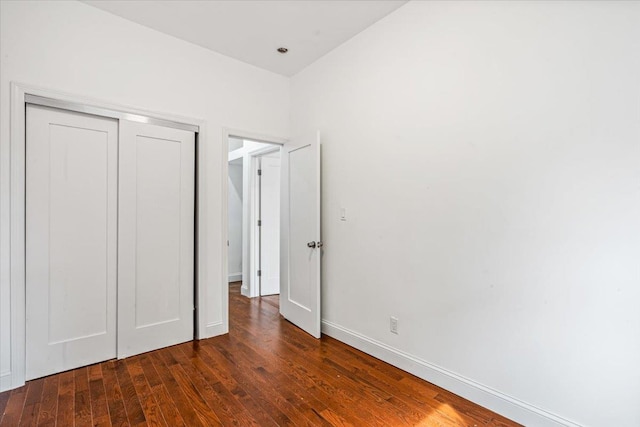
26 105 118 380
134 136 182 327
118 120 195 358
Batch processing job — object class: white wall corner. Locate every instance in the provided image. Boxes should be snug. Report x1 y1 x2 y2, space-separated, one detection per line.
321 320 584 427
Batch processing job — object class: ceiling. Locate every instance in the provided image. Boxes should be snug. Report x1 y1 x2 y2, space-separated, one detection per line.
82 0 408 76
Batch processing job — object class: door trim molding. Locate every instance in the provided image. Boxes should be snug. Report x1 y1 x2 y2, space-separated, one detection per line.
8 82 209 391
24 94 199 133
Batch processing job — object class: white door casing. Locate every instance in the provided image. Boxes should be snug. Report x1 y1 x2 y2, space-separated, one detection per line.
260 153 281 296
25 105 118 380
280 132 321 338
117 120 195 358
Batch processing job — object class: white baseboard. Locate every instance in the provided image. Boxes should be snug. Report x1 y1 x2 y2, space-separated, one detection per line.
321 320 582 427
204 321 226 338
1 371 12 392
240 285 251 297
228 273 242 282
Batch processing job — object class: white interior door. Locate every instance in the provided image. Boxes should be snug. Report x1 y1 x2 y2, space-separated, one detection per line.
260 153 281 296
26 105 118 380
280 132 321 338
117 120 195 358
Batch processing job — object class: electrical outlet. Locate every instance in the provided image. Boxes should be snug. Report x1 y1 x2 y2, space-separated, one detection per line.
390 316 398 334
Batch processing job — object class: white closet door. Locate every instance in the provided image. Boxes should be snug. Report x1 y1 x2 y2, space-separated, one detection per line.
26 105 118 380
117 120 195 358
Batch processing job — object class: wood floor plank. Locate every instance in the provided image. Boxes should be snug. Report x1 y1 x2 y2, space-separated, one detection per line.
171 344 259 426
208 342 316 427
202 342 296 426
327 336 441 399
250 288 496 424
148 351 205 427
226 310 387 426
182 342 278 427
231 313 383 425
150 384 186 427
138 355 162 389
165 362 223 426
138 354 186 427
320 353 474 425
126 358 168 427
101 360 129 427
211 337 341 427
55 371 75 427
17 378 44 426
0 282 521 427
435 389 516 426
73 368 92 427
35 375 58 426
319 407 355 427
87 363 110 427
216 335 361 426
155 346 221 425
114 359 147 426
0 385 28 426
0 392 10 424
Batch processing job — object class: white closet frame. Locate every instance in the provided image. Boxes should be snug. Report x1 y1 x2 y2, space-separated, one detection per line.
8 82 211 390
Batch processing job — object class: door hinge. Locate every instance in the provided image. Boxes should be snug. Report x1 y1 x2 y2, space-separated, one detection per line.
257 219 262 226
257 270 262 277
257 169 262 176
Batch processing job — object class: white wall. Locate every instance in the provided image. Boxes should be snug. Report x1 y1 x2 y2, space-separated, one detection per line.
0 0 289 390
228 162 243 281
291 1 640 426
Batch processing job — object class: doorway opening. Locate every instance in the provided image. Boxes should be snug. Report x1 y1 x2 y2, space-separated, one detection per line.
224 130 322 338
227 137 282 303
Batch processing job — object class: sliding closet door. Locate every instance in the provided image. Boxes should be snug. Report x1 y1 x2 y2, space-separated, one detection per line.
25 105 118 380
117 120 195 358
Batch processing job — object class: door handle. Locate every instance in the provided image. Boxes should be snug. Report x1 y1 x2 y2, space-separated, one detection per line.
307 241 316 248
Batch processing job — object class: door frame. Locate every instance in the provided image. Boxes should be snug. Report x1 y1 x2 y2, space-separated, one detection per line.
222 131 286 301
8 82 208 390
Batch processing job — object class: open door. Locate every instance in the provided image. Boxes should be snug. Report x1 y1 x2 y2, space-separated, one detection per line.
280 131 321 338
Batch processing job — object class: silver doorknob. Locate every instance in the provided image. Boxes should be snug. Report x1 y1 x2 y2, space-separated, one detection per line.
307 241 316 248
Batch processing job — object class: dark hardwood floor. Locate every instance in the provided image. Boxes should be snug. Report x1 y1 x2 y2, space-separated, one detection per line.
0 282 519 426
